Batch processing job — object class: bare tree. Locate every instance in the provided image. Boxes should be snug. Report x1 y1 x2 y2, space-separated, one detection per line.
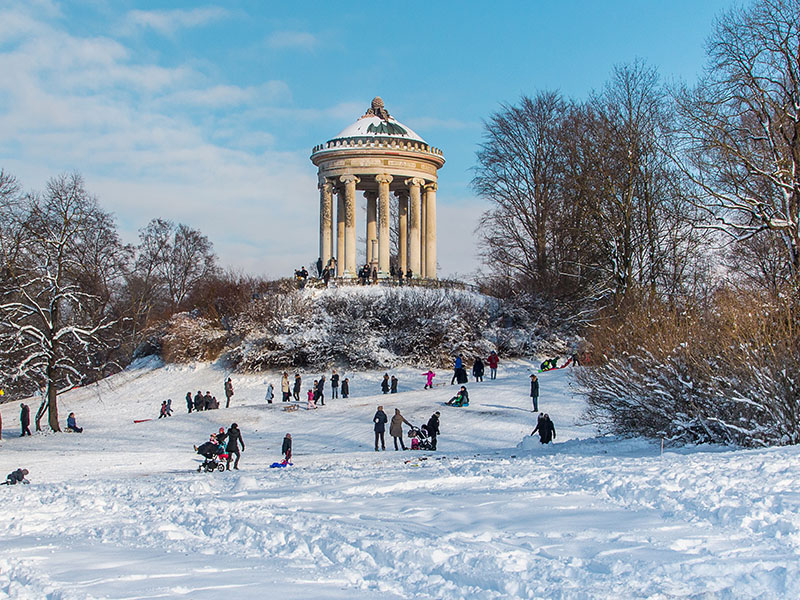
0 173 124 431
675 0 800 282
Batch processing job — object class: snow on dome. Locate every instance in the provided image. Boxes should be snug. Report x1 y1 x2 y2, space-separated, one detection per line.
329 97 427 144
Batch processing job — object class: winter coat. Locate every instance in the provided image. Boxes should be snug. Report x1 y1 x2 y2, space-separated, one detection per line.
532 417 556 444
194 393 203 410
331 374 340 388
204 394 213 410
282 435 292 458
390 377 398 393
224 380 234 398
186 393 193 409
317 377 326 393
341 380 349 397
293 376 301 393
6 469 28 485
530 379 539 398
266 384 274 401
67 415 78 429
281 375 290 393
423 371 435 386
454 356 463 370
373 410 388 433
487 353 499 369
225 426 244 452
473 359 485 378
426 414 440 436
381 377 390 393
389 411 411 437
20 404 30 427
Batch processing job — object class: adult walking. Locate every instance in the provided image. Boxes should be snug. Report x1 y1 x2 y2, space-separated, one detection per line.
532 413 556 444
20 403 31 437
390 375 398 394
317 375 326 406
341 377 350 398
293 373 302 402
451 354 463 385
381 374 390 394
186 391 193 413
331 369 340 399
281 372 290 403
472 357 485 382
530 374 539 412
373 405 388 451
225 423 245 470
425 411 440 450
487 351 499 380
389 408 412 451
224 377 234 408
265 382 274 404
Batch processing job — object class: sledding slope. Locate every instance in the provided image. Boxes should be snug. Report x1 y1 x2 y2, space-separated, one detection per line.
1 359 799 599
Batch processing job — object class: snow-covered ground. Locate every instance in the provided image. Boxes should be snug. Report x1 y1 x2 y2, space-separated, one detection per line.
1 360 799 599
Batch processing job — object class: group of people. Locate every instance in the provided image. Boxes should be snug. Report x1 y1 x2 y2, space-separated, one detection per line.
278 371 350 408
380 373 399 394
373 406 440 451
185 379 234 414
449 351 500 386
6 403 81 436
195 423 246 470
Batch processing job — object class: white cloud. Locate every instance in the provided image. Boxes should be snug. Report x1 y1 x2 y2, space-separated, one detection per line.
266 31 318 50
125 7 228 35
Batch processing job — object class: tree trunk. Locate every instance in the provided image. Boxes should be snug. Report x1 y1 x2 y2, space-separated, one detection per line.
47 359 61 432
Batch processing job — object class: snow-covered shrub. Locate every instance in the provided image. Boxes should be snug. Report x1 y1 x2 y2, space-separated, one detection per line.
577 289 800 447
160 312 228 363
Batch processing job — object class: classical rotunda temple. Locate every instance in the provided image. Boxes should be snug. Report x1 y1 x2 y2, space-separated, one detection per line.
310 97 445 280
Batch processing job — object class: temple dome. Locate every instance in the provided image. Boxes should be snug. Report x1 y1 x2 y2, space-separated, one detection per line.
328 97 427 144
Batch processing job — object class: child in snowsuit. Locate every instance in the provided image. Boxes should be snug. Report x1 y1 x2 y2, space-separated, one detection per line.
307 389 316 410
422 370 436 389
2 468 29 485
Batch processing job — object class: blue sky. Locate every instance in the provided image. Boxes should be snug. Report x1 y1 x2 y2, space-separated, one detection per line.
0 0 736 279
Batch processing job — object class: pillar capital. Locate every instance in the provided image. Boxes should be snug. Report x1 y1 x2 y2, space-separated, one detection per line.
405 177 425 188
340 174 361 186
318 178 334 193
423 182 438 192
375 173 393 185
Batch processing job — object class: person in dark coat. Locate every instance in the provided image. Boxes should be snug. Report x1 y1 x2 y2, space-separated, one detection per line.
530 374 539 412
341 378 350 398
203 391 213 411
225 423 245 470
193 391 204 412
20 403 31 436
282 433 292 461
312 380 320 405
425 411 440 450
472 357 485 382
331 370 340 399
373 405 388 451
316 376 326 406
186 391 193 413
531 413 556 444
224 378 234 408
390 375 398 394
451 355 463 385
293 374 302 402
381 374 390 394
389 408 412 450
2 468 29 485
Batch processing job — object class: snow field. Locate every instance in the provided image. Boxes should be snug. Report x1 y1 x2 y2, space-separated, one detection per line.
1 360 799 599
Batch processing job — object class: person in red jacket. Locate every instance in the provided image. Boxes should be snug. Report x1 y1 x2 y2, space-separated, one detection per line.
487 351 499 380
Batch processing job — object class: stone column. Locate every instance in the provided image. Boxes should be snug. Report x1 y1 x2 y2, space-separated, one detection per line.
375 173 393 277
405 177 424 278
365 191 378 264
424 182 438 279
396 190 408 275
340 174 360 278
336 186 345 276
319 179 333 270
420 190 427 278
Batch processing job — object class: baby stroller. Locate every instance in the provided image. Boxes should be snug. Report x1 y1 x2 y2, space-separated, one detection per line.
195 441 229 472
407 425 435 451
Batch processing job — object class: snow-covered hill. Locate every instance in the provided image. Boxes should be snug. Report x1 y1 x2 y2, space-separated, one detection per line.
1 360 799 599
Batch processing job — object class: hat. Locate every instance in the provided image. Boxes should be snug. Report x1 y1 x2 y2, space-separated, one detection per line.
219 427 225 433
435 411 440 416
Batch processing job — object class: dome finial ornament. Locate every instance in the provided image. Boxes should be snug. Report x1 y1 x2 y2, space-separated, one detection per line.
364 96 391 120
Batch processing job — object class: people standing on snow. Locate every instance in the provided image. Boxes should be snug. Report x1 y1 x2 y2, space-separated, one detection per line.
487 351 499 380
203 391 213 411
531 413 556 444
451 355 463 385
265 382 274 404
331 370 340 399
2 468 30 485
166 399 173 416
193 390 204 412
390 375 398 394
425 411 440 450
186 391 193 413
422 370 436 389
381 374 390 394
225 423 245 470
322 266 331 286
20 403 31 436
341 378 350 398
281 372 290 402
317 376 326 406
282 433 292 461
224 377 234 408
390 408 412 451
473 357 485 382
159 401 168 419
307 389 316 410
293 373 302 402
373 405 388 451
398 268 404 285
66 412 83 433
530 374 539 412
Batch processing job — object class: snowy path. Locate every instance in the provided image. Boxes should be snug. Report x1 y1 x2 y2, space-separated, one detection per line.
1 361 799 599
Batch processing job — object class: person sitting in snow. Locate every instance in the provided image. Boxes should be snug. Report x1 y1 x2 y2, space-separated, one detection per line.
2 468 29 485
66 412 83 433
446 386 470 407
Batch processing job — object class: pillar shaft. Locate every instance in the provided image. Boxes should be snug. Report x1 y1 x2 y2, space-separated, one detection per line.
319 180 333 269
336 187 345 276
341 174 360 277
406 178 424 278
397 191 408 274
376 174 393 277
424 183 438 279
365 191 377 264
421 190 427 278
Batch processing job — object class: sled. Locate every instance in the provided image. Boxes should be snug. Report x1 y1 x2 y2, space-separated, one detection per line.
133 419 152 423
283 405 299 412
538 357 573 373
270 460 293 468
